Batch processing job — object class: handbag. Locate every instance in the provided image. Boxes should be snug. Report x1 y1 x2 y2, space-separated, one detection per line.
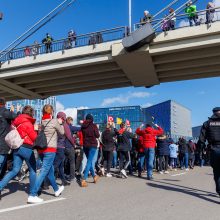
33 120 52 150
5 124 25 150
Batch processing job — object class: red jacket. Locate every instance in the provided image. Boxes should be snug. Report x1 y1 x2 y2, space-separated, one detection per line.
137 136 144 153
13 114 37 146
136 126 164 148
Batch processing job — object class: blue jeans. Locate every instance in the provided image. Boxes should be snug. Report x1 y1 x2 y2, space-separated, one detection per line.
0 146 36 195
31 152 58 196
0 154 7 175
112 150 117 168
144 148 155 178
170 158 177 168
137 153 145 173
83 147 97 180
92 148 99 170
54 148 65 181
180 153 189 169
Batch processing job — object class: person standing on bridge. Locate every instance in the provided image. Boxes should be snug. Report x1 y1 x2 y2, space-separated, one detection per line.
206 2 215 24
198 107 220 197
185 1 199 27
140 10 152 25
42 33 54 53
136 123 163 180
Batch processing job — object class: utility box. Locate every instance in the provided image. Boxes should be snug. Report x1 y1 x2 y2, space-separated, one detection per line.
122 23 155 52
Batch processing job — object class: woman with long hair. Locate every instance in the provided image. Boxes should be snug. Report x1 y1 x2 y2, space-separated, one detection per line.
0 105 37 202
29 104 64 203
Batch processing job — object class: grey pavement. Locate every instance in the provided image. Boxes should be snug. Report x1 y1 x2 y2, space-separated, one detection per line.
0 166 219 220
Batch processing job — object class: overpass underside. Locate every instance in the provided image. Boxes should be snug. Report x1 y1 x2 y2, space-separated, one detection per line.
1 22 220 100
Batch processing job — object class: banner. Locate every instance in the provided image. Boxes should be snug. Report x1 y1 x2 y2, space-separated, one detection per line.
116 117 122 125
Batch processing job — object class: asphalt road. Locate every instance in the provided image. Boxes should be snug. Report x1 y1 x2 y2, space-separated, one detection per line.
0 166 219 220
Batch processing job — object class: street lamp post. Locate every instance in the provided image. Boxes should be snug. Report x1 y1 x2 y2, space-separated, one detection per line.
128 0 132 33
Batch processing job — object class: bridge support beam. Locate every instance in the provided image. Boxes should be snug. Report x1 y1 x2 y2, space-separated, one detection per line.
0 79 43 99
112 42 159 87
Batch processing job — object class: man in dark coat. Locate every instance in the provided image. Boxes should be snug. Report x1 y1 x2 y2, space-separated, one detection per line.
198 107 220 196
0 98 20 178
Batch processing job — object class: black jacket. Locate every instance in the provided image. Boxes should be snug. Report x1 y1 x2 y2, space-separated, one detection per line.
0 107 18 154
198 113 220 148
116 128 134 152
101 127 116 151
178 138 188 154
157 137 170 156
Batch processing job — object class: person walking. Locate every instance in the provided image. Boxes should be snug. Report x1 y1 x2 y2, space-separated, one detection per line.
198 107 220 197
178 137 189 171
101 122 117 177
188 139 196 169
136 123 163 180
116 122 134 178
0 98 20 178
0 106 37 202
169 140 178 171
81 114 100 187
54 112 71 186
29 104 64 203
157 135 170 174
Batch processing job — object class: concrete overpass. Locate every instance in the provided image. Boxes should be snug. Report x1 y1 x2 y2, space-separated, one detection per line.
1 22 220 100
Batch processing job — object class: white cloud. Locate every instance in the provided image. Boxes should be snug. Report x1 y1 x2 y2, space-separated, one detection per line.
101 91 155 107
141 103 153 108
213 0 220 7
56 101 88 125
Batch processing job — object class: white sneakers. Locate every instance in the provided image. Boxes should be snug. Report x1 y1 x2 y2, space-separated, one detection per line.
159 171 164 174
27 185 64 204
120 169 128 178
106 173 112 178
27 196 43 204
164 171 169 174
55 185 64 197
185 168 189 171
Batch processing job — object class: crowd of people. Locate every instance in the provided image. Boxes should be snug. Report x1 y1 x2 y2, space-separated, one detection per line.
140 1 216 32
0 97 210 204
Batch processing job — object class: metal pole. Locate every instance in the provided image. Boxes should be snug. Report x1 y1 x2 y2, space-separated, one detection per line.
128 0 132 33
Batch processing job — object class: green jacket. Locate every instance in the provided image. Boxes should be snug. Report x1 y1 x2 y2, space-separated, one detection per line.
185 5 197 17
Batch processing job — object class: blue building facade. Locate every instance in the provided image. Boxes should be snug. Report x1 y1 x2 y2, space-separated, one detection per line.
77 100 192 140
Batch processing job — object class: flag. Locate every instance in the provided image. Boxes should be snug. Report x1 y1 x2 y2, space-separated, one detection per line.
108 116 114 122
126 119 131 127
116 117 122 125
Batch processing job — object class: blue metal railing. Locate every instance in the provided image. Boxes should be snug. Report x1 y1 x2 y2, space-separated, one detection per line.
134 7 220 31
0 26 127 62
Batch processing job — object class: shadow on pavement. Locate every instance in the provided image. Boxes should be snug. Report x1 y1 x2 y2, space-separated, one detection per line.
2 181 29 199
147 180 220 204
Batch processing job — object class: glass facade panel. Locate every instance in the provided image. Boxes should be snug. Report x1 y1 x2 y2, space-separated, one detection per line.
6 96 56 124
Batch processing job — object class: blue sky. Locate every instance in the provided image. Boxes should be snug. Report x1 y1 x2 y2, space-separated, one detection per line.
1 0 220 126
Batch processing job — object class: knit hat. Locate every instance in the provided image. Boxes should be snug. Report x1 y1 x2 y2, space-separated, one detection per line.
86 114 93 121
57 111 66 120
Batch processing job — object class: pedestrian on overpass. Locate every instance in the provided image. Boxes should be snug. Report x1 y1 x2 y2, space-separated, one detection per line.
136 123 163 180
198 107 220 197
185 1 199 27
140 10 152 25
206 2 215 24
42 33 54 53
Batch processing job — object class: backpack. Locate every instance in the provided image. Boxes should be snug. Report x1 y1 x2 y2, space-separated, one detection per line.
5 124 24 150
33 120 53 150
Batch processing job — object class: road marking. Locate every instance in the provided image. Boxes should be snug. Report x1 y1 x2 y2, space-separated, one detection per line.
0 197 66 214
171 172 186 177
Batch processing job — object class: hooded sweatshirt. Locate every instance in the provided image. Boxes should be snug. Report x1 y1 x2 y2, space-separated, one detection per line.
136 126 163 148
57 112 75 149
81 119 100 148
